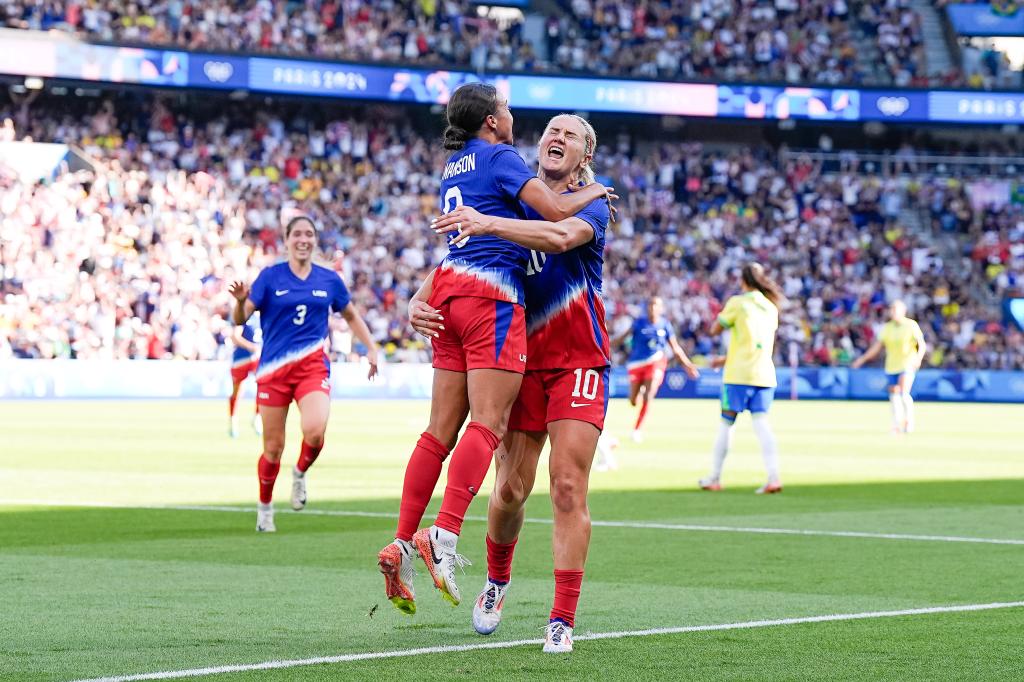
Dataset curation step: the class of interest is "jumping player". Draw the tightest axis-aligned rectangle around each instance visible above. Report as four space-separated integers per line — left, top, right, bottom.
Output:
430 113 609 653
229 312 262 438
377 84 614 616
851 300 926 433
699 263 784 494
612 297 699 443
229 215 379 532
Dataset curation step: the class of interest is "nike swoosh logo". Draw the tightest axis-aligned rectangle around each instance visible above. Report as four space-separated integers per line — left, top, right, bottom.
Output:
570 401 592 408
275 290 289 296
430 542 443 566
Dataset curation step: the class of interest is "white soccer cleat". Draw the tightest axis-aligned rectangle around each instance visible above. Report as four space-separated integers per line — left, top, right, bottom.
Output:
291 467 307 511
472 580 508 635
630 429 643 444
543 620 573 653
229 417 239 438
755 481 783 495
256 503 275 532
378 539 417 615
414 526 471 606
252 414 263 436
699 476 722 492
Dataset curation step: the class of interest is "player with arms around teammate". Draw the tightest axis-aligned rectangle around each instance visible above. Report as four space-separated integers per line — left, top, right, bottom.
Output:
377 84 615 615
851 300 926 433
700 263 784 494
430 113 609 652
229 215 379 532
611 297 699 443
228 312 262 438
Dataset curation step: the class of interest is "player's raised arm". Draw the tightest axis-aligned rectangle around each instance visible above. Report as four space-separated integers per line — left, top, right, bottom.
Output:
432 205 594 254
518 176 616 222
229 280 256 325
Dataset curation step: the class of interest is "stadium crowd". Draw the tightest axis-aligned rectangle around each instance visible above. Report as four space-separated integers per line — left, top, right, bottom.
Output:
1 0 977 88
1 96 1021 369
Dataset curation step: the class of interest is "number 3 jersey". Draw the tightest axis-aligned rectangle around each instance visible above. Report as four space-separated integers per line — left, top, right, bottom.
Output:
247 262 351 381
431 138 536 308
522 196 610 371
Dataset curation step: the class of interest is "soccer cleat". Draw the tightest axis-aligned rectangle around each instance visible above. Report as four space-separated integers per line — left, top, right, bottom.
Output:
413 526 471 607
252 414 263 436
378 540 417 615
256 503 275 532
543 620 573 653
630 429 644 444
472 580 508 635
755 481 783 494
229 417 239 438
290 467 307 511
699 477 722 492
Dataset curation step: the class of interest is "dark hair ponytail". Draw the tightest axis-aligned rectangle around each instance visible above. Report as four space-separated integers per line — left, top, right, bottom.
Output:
742 262 784 307
443 83 499 151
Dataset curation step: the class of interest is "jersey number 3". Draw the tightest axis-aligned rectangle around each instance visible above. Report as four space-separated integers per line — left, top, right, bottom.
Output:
293 304 307 326
442 186 468 248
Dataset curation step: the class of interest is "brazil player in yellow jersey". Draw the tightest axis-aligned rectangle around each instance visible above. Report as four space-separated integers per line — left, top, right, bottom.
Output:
700 263 784 494
851 300 927 433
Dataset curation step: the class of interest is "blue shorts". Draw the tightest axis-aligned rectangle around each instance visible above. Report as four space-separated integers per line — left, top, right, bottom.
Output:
886 372 904 387
721 384 774 415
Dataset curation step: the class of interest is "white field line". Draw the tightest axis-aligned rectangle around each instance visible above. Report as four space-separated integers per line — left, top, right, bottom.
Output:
4 499 1024 546
69 600 1024 682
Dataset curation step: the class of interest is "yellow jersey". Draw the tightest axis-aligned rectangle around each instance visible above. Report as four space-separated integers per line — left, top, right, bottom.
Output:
880 318 924 374
718 290 778 387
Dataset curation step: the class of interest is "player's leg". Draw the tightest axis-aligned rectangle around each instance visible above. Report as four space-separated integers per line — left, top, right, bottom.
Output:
899 372 915 433
632 375 653 442
750 387 782 494
256 397 289 533
888 374 905 432
228 378 242 438
289 389 331 511
251 366 263 435
701 385 737 490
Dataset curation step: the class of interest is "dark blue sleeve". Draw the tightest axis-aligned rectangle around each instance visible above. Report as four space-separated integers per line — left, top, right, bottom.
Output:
575 196 609 243
491 146 536 200
332 273 351 313
249 268 268 310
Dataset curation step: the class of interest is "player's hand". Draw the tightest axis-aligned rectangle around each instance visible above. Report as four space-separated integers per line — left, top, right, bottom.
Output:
569 182 619 223
709 355 727 370
432 206 493 247
409 299 444 339
228 280 249 303
683 362 700 380
850 357 863 369
366 347 379 381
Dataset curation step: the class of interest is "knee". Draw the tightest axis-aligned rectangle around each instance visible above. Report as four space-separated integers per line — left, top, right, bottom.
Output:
263 437 285 460
550 472 587 515
494 473 529 511
302 429 325 449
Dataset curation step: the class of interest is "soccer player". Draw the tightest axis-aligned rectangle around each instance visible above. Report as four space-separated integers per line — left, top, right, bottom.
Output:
612 297 699 442
228 215 379 533
377 84 614 616
228 312 262 438
699 263 784 494
851 300 926 433
430 113 610 652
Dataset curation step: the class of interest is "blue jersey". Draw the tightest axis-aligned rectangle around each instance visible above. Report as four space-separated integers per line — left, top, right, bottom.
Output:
431 138 536 306
231 313 261 365
627 316 675 367
523 196 610 370
248 262 351 381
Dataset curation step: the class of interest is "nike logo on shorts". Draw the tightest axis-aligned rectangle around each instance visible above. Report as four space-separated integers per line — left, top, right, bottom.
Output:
275 289 289 296
570 401 592 408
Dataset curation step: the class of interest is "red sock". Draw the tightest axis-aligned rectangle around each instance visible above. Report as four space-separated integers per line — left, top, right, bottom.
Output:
296 441 322 473
436 422 500 535
550 569 584 627
396 432 450 541
257 455 280 504
486 535 517 584
229 391 239 417
634 398 650 430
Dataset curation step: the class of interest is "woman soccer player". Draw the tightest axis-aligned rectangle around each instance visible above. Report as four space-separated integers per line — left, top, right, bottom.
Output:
699 263 784 494
377 84 614 615
229 215 379 532
611 297 699 443
850 300 926 433
426 114 609 653
228 312 261 438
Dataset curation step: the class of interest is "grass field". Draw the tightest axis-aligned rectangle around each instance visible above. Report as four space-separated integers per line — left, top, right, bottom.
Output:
1 398 1022 681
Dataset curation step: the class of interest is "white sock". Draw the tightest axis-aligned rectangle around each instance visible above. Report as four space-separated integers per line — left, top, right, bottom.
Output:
901 393 914 431
890 393 905 430
709 419 734 480
751 413 780 483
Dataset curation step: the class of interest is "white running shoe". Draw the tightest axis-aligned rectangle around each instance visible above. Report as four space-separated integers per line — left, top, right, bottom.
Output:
229 416 239 438
414 526 471 606
256 503 275 532
291 467 307 511
543 620 574 653
630 429 644 444
378 539 417 615
472 580 508 635
252 414 263 436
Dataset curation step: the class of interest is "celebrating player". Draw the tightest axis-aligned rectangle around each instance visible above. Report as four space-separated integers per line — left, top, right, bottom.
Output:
850 300 926 433
429 113 610 653
699 263 784 494
228 312 262 438
229 215 379 533
377 84 614 616
612 297 699 443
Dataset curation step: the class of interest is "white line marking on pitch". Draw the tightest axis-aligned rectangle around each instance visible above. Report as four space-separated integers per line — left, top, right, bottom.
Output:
68 600 1024 682
5 500 1023 546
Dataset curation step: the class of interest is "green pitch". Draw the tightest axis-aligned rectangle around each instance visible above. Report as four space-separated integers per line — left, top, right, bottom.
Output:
1 398 1022 681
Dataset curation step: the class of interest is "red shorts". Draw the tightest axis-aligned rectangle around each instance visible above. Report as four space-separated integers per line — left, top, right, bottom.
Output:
256 351 331 407
431 296 527 374
230 359 258 383
628 357 668 386
508 367 609 432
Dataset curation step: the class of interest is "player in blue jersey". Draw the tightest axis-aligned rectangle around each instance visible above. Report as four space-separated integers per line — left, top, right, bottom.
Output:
228 312 262 438
378 84 616 616
427 113 610 652
229 215 379 533
612 297 699 442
